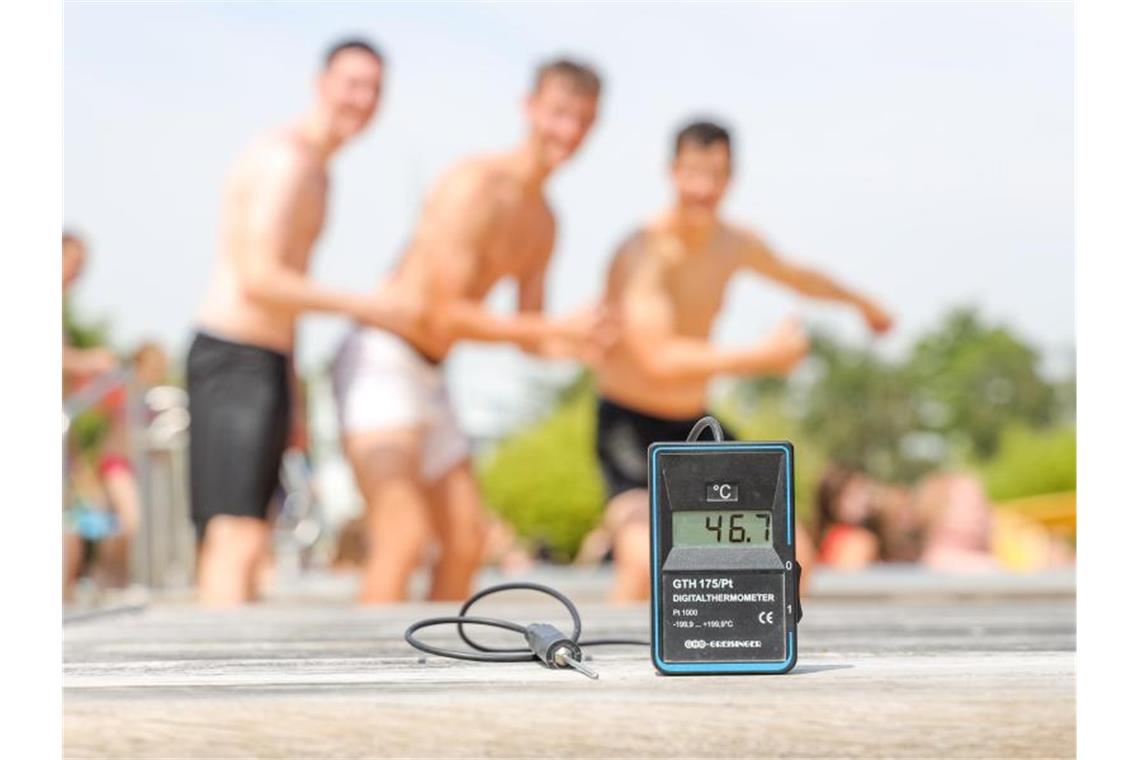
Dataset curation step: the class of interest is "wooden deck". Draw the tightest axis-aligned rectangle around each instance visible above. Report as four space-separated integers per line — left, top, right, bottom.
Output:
63 568 1075 758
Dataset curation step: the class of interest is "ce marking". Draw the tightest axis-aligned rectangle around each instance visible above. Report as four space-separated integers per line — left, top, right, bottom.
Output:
758 611 775 625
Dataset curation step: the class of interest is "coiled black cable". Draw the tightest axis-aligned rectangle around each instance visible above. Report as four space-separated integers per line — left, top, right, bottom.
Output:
404 581 648 664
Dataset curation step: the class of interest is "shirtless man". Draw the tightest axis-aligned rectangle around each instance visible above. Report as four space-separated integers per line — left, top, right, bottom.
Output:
596 120 894 602
332 58 603 603
189 39 413 606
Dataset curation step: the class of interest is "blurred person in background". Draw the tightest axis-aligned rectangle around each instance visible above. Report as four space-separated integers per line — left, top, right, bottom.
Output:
332 58 603 603
594 120 894 602
933 472 1075 571
63 232 165 599
814 465 923 568
62 232 117 379
912 473 999 571
188 38 420 606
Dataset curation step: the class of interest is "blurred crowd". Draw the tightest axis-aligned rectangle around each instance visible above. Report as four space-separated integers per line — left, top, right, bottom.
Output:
812 465 1072 572
62 36 1073 608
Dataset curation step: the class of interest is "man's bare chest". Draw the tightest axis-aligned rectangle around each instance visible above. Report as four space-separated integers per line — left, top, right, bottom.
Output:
471 204 550 292
663 255 739 329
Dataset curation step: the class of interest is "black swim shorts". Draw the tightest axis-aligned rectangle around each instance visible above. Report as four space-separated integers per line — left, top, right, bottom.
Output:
594 396 735 501
186 331 290 540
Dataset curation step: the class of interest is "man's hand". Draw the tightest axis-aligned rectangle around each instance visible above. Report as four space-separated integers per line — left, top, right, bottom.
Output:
754 316 810 375
584 304 621 364
858 300 895 335
530 303 613 364
558 303 613 346
740 230 894 337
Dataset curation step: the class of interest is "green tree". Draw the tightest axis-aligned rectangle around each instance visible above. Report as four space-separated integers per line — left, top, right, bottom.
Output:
907 307 1055 459
735 307 1065 484
796 333 924 481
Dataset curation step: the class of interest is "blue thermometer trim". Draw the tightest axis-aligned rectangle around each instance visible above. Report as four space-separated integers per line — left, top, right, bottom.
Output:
650 442 795 674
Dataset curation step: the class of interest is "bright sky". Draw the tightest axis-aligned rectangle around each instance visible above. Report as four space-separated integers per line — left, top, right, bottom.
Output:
64 2 1073 433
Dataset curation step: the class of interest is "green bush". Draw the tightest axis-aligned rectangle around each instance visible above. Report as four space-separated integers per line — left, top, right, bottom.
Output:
977 425 1076 501
477 385 604 561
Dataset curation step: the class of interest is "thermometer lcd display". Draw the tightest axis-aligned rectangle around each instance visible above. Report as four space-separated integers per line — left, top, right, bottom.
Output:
672 511 773 547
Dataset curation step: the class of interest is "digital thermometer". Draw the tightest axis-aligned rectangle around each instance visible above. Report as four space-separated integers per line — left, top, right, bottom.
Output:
650 420 800 675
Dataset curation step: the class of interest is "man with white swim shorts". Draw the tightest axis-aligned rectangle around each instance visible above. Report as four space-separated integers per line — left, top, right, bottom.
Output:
334 57 604 603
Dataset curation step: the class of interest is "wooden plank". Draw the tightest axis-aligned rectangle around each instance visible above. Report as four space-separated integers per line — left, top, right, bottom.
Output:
64 576 1074 758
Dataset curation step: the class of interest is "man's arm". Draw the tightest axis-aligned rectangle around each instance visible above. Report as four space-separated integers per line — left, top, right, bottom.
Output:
232 146 415 331
512 239 564 357
620 246 808 383
512 218 600 359
739 230 894 333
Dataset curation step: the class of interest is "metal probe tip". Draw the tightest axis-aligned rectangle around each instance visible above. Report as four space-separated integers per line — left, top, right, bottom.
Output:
554 647 599 679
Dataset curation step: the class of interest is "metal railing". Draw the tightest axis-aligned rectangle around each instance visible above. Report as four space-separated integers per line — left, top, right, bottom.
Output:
64 368 330 597
136 385 195 588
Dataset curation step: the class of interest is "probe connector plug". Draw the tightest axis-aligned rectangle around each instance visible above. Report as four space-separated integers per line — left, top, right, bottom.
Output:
525 623 598 679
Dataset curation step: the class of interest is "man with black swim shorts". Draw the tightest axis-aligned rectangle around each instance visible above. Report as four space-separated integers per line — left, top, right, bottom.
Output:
188 39 418 605
595 120 895 601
